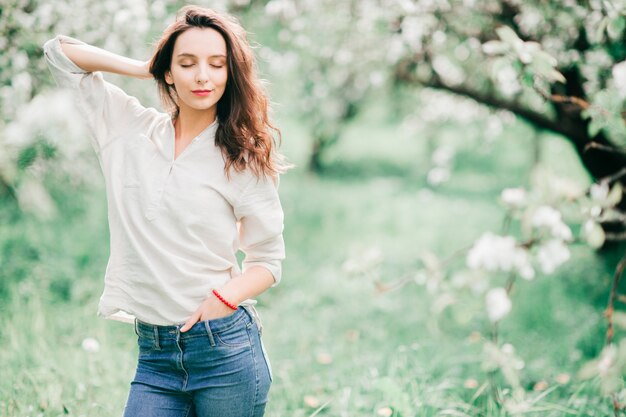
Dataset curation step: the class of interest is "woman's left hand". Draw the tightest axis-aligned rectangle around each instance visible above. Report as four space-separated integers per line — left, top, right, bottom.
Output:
180 292 236 332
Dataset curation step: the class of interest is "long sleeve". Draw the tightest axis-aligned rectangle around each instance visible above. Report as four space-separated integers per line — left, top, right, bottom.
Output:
42 34 159 154
234 174 285 287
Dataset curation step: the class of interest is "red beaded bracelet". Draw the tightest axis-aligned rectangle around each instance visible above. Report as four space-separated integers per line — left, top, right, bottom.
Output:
212 289 238 310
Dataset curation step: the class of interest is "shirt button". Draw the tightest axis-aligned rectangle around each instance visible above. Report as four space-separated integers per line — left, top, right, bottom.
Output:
146 209 157 221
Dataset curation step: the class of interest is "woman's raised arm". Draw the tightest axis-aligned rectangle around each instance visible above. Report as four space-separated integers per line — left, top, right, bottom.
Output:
43 34 160 154
59 39 151 79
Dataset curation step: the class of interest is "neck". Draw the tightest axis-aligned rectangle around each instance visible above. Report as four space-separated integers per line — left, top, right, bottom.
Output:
174 104 217 141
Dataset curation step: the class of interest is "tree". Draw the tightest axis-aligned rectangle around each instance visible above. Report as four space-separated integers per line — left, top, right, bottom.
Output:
388 0 626 206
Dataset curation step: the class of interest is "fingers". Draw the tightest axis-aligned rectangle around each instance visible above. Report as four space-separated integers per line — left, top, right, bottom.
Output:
180 312 200 333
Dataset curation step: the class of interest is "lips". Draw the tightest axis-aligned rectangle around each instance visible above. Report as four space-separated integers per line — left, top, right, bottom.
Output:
192 89 212 97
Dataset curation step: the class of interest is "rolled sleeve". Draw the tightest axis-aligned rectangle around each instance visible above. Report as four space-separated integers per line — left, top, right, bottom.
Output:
234 174 285 287
42 34 158 154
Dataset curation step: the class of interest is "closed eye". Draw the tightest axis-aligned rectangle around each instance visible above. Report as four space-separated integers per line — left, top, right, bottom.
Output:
180 63 224 69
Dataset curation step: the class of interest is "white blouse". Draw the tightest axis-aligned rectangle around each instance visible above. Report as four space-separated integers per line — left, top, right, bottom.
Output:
42 34 285 326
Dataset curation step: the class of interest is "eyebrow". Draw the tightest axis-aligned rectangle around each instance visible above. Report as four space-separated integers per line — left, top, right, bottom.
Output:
176 53 226 58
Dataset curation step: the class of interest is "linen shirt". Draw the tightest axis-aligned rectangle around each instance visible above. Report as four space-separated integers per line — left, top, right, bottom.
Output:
43 34 285 326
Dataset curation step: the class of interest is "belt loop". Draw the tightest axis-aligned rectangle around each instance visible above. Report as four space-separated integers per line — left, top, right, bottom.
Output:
203 321 216 347
245 305 264 336
153 326 160 350
134 318 139 336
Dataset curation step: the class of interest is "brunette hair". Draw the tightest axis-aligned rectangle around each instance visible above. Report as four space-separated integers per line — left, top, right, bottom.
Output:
148 5 290 180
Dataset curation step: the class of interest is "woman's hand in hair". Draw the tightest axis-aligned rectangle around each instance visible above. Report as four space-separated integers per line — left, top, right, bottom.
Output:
136 60 153 80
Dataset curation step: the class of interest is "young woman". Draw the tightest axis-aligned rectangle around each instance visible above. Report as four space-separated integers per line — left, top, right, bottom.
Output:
43 5 288 417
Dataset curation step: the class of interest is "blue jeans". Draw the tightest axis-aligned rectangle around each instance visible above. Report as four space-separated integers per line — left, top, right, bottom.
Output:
122 305 273 417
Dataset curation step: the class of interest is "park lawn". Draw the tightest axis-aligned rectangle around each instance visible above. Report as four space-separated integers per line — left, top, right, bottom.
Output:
0 104 616 416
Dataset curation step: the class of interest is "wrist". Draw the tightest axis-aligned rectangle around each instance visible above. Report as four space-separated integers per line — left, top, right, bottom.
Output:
212 288 238 310
216 284 244 306
130 60 151 80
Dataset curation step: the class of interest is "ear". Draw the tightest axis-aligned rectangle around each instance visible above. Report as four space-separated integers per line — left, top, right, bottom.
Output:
165 70 173 86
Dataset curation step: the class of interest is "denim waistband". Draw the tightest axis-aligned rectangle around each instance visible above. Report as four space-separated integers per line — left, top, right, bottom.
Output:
134 304 263 340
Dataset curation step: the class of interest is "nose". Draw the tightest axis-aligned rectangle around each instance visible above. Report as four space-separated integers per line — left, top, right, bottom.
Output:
196 63 210 85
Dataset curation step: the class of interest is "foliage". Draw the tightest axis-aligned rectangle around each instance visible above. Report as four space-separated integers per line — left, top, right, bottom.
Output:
348 164 626 410
3 0 626 413
0 117 619 415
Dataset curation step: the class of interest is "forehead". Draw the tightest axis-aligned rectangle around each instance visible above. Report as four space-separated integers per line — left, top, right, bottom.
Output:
173 27 227 57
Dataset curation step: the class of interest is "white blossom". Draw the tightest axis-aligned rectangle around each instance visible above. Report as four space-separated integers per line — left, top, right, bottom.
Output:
531 206 573 241
517 260 536 280
15 178 58 220
536 239 571 274
467 232 535 279
264 0 297 19
612 60 626 99
500 187 527 209
496 65 522 96
432 146 454 167
486 287 512 322
597 345 617 377
590 182 609 201
432 55 466 86
341 246 383 275
590 205 602 218
427 167 451 186
515 6 545 35
81 337 100 353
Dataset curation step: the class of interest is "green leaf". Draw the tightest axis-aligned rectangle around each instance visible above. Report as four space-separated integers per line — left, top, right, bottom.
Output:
608 16 626 40
587 117 605 137
607 183 623 207
17 146 37 170
373 377 413 416
582 89 626 139
527 49 564 83
597 17 609 41
613 312 626 329
532 49 558 68
583 220 606 249
496 26 522 48
548 69 566 83
601 374 624 396
490 57 515 80
483 40 509 55
521 69 535 88
578 358 601 380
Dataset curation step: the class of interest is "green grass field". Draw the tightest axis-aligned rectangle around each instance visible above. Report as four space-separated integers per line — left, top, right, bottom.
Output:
0 100 619 416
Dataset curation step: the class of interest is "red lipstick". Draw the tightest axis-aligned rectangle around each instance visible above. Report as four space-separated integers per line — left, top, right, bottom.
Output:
192 89 212 96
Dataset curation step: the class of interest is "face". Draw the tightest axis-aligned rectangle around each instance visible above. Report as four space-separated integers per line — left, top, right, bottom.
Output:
165 27 228 117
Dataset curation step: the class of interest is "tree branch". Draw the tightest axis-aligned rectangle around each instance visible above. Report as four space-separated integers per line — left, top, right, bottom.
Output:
585 142 626 157
605 251 626 345
393 60 587 143
606 232 626 241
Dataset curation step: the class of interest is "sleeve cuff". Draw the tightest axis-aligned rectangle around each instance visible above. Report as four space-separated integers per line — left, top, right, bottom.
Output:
243 261 282 288
43 34 90 76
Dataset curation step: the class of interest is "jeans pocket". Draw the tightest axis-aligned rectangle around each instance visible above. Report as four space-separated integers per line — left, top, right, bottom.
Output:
213 319 251 348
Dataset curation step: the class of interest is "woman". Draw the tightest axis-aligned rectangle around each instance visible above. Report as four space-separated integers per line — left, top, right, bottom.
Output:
43 5 288 417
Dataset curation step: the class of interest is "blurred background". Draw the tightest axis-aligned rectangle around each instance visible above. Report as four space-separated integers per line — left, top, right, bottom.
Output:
2 0 626 415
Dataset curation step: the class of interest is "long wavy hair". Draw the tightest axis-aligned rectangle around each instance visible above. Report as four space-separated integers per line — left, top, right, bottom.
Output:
148 5 290 180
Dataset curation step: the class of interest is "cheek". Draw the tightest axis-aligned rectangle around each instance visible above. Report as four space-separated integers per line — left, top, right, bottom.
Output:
169 69 187 86
217 69 228 88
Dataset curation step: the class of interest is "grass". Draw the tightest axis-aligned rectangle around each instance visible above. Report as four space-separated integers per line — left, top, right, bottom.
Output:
0 97 619 416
